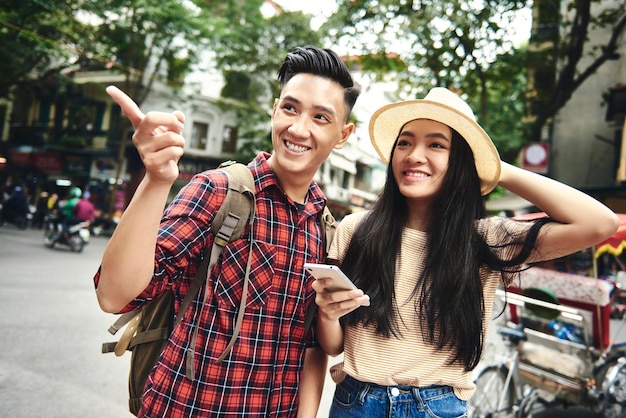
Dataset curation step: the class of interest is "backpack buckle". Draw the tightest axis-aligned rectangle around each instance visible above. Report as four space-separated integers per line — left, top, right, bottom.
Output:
114 313 142 356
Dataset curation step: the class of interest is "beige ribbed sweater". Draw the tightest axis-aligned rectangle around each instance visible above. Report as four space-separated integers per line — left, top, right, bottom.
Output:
328 211 529 400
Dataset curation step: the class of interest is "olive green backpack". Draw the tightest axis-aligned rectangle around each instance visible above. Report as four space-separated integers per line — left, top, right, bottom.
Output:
101 161 336 415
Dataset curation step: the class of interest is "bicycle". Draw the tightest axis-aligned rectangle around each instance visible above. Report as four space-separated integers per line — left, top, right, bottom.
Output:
468 288 626 418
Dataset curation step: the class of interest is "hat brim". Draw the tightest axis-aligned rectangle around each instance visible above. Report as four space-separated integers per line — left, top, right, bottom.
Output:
369 100 501 195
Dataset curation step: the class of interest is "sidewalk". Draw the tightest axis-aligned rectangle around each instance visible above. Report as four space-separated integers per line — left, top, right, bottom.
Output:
317 356 341 417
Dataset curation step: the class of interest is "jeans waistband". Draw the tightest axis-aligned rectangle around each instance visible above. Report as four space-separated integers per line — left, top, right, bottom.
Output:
342 373 453 398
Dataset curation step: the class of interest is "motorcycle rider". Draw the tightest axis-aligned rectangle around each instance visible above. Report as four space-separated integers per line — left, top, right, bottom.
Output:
59 187 82 237
73 191 96 223
61 187 82 219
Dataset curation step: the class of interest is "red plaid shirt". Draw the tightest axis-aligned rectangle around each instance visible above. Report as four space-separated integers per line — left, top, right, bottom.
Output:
95 153 327 417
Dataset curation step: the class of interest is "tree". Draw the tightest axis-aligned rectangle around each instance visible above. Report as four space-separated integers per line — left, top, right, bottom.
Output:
79 0 218 105
322 0 626 162
204 0 322 162
2 0 221 142
80 0 322 204
62 0 221 212
0 0 87 98
526 0 626 142
322 0 530 161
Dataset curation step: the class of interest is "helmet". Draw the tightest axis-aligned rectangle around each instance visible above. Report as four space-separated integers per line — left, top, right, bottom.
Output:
70 187 82 198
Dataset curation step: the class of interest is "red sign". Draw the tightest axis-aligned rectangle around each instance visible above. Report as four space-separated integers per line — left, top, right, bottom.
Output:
522 143 550 173
32 152 63 173
9 151 32 166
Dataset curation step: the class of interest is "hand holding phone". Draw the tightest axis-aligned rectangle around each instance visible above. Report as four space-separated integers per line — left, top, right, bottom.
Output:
304 263 370 306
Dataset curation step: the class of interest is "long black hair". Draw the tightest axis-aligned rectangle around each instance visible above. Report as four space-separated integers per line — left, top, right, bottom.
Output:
341 129 548 371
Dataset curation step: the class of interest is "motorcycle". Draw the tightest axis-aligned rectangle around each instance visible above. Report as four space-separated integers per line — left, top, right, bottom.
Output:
43 217 90 252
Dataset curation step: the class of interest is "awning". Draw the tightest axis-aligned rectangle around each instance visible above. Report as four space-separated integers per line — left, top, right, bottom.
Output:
329 153 356 174
594 213 626 258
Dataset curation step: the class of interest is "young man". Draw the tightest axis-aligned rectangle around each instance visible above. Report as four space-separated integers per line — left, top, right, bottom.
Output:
94 46 360 417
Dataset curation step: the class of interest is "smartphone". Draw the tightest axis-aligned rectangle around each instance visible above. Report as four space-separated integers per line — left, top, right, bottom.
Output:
304 263 370 306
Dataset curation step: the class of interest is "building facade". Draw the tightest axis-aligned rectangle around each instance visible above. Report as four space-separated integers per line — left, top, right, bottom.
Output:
549 0 626 192
0 66 388 219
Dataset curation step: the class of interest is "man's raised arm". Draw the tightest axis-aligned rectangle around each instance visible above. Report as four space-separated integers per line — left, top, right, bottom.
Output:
96 86 185 313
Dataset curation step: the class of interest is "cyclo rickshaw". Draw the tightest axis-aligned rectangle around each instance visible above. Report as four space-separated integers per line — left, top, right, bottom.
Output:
469 214 626 417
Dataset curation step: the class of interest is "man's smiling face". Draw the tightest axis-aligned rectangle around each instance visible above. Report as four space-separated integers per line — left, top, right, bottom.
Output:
269 73 352 181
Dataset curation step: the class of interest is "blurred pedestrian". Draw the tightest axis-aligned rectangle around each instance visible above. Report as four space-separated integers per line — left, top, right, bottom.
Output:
32 191 49 229
1 186 29 227
47 192 59 213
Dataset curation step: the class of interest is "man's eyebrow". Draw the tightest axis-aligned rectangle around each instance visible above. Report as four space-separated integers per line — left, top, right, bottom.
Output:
281 95 337 118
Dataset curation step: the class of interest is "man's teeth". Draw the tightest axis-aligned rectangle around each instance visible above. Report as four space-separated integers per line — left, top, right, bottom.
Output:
286 141 309 153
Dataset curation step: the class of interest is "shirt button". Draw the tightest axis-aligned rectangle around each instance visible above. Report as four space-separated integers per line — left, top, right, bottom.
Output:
390 387 400 396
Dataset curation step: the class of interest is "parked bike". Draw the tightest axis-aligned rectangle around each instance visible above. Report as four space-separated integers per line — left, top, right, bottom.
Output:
43 217 90 253
469 287 626 418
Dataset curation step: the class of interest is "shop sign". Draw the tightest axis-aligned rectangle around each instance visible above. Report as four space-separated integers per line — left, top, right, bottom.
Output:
64 155 91 176
90 158 120 179
9 151 32 166
32 152 63 173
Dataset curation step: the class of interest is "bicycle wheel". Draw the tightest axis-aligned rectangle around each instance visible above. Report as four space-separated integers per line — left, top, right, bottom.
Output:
469 365 515 417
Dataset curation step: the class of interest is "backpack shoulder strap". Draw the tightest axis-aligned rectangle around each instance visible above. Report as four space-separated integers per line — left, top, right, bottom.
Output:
303 205 336 331
103 162 255 354
209 161 255 247
174 161 255 330
183 161 256 375
320 205 336 258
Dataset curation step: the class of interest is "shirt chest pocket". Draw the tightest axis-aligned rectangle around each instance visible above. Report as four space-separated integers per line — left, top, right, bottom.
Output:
213 240 276 311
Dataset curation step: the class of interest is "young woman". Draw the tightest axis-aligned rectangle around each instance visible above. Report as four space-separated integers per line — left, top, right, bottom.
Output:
312 87 619 418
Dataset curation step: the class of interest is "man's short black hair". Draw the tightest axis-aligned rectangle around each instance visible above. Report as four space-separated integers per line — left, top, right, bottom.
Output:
277 46 361 117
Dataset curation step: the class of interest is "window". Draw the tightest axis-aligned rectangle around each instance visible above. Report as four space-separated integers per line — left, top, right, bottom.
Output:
222 125 238 153
67 100 100 132
190 122 209 149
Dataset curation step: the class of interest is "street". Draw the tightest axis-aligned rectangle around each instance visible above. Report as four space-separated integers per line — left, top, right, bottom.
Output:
0 225 338 417
0 225 608 417
0 226 131 417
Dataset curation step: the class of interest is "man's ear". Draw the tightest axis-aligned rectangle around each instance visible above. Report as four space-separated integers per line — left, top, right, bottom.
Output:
271 98 279 117
334 122 355 150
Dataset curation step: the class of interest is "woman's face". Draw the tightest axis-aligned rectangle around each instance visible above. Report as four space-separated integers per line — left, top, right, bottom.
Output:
391 119 451 204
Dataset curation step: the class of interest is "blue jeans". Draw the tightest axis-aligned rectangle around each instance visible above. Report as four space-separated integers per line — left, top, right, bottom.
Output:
329 374 467 418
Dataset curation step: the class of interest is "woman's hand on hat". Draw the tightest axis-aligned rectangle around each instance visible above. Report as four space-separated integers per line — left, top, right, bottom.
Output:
312 278 370 321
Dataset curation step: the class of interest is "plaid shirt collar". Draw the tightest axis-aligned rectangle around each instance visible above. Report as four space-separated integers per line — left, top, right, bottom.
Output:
249 152 327 215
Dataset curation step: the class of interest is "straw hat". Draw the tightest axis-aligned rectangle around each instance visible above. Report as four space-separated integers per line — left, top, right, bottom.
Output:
369 87 501 195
